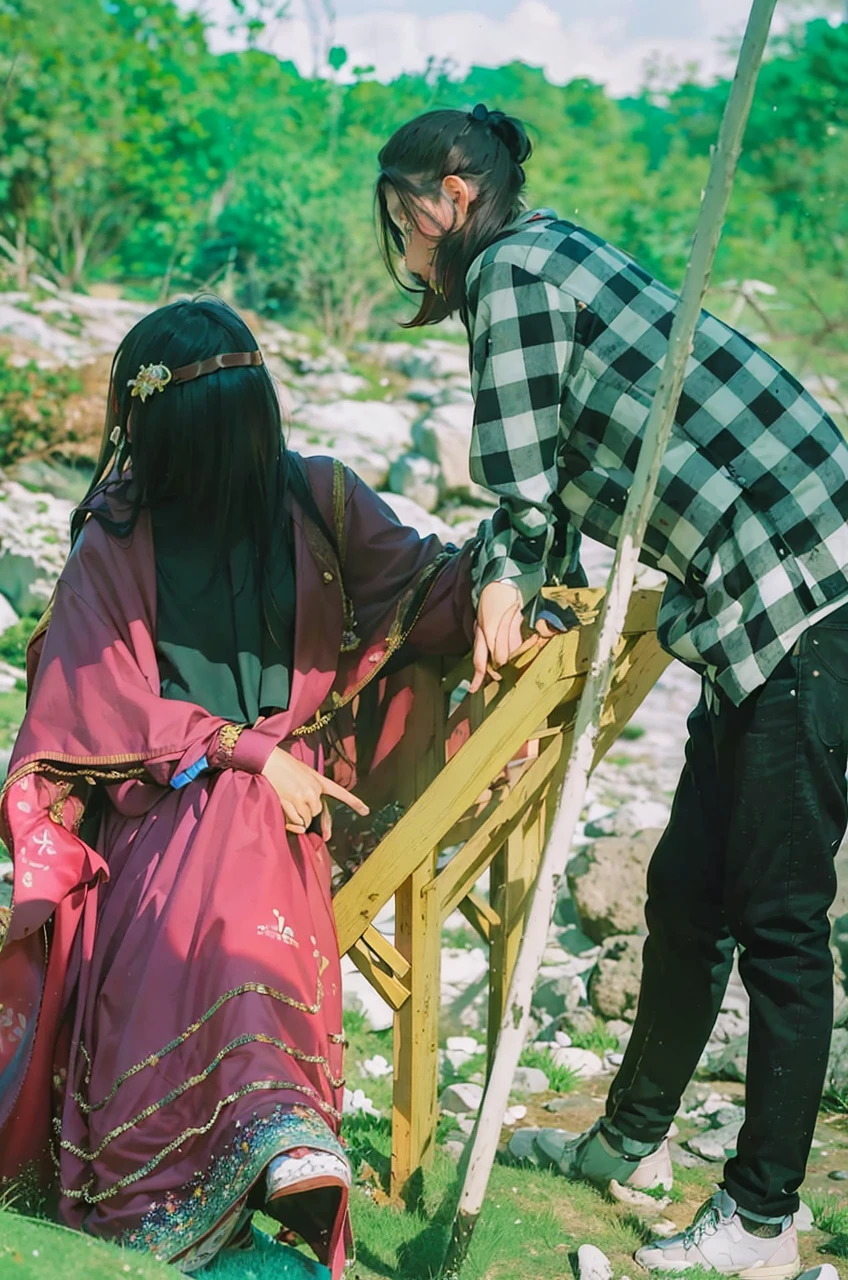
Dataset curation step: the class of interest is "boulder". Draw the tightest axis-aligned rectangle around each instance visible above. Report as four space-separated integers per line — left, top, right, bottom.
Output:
511 1066 549 1094
412 402 473 494
388 452 441 512
584 800 671 839
567 830 661 943
440 1082 484 1115
548 1046 604 1079
379 494 455 543
688 1120 743 1162
704 1034 748 1083
293 399 415 455
589 935 644 1021
532 970 584 1019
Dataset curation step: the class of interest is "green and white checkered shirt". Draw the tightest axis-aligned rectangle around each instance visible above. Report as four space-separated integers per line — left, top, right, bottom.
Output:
467 210 848 705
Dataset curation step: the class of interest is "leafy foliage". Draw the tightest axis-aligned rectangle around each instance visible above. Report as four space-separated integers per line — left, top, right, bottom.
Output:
0 1 846 382
0 354 80 466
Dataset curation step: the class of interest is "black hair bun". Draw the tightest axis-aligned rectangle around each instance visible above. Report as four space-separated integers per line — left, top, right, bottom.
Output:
473 104 532 167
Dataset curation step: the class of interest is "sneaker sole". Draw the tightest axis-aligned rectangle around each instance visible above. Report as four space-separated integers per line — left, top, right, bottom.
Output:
636 1256 800 1279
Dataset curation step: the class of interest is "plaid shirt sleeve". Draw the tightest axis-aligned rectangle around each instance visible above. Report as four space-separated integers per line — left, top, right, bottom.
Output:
467 255 577 613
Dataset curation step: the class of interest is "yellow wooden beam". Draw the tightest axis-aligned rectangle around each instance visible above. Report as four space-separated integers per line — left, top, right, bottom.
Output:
457 891 501 945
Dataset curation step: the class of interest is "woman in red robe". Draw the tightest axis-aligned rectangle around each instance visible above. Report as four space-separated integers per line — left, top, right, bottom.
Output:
0 297 475 1274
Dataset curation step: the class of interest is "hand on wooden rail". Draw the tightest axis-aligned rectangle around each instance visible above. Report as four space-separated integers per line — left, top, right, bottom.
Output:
470 581 565 693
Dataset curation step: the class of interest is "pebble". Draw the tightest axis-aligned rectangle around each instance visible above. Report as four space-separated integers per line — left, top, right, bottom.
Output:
828 1169 848 1181
651 1219 680 1238
503 1105 527 1127
548 1046 605 1078
577 1244 613 1280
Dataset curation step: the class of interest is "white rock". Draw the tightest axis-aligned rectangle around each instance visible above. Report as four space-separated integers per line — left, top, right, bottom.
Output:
794 1202 814 1233
361 1054 392 1079
0 478 73 615
446 1036 480 1055
577 1243 613 1280
413 401 474 494
343 1087 380 1118
294 399 415 454
554 1031 573 1048
388 452 441 512
378 493 454 543
0 593 19 634
651 1219 680 1238
548 1046 604 1078
440 1082 484 1115
503 1105 527 1127
455 1114 476 1135
340 956 394 1032
511 1066 549 1094
585 800 672 839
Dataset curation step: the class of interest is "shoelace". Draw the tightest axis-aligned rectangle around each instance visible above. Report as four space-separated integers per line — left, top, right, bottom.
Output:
682 1206 722 1250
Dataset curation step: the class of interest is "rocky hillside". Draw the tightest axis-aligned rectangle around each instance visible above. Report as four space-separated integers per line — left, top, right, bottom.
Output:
3 285 848 1118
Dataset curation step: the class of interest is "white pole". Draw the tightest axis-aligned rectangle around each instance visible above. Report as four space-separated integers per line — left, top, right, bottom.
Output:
441 1 779 1272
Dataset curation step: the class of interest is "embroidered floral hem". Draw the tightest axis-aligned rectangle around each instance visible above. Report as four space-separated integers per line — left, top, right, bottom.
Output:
119 1104 347 1268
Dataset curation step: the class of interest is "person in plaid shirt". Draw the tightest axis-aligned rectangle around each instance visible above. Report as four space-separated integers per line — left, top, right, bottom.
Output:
378 105 848 1276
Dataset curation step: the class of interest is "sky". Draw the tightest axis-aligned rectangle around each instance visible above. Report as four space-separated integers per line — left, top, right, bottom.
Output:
189 1 834 97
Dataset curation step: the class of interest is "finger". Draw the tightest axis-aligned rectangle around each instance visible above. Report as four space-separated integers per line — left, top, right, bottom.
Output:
282 800 308 833
320 800 333 842
535 619 555 639
506 606 525 660
492 605 520 667
486 663 503 683
320 775 370 816
512 632 542 659
469 625 490 694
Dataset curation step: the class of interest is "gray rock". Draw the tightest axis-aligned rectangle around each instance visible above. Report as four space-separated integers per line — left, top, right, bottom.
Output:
549 1046 604 1079
443 1139 465 1162
584 800 671 839
563 1007 602 1039
708 1009 750 1048
669 1141 709 1169
704 1034 748 1083
794 1202 814 1233
828 1169 848 1181
412 402 473 495
511 1066 549 1094
567 831 661 943
589 935 644 1021
708 1104 745 1132
388 452 441 512
533 971 584 1018
688 1121 742 1162
294 399 415 455
440 1082 484 1115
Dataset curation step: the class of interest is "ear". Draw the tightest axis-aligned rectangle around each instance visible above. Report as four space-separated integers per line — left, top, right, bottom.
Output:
442 174 475 226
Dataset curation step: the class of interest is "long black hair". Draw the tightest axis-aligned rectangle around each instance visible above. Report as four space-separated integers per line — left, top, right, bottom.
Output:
376 106 532 327
72 296 325 561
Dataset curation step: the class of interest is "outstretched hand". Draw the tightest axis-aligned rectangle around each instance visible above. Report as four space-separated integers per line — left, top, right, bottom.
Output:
261 747 369 838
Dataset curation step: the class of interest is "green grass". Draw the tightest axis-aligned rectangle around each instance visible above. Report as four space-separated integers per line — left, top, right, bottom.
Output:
0 686 26 751
620 723 646 741
821 1084 848 1115
568 1018 620 1057
517 1047 579 1095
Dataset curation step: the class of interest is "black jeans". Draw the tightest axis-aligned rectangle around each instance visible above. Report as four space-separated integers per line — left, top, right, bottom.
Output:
604 602 848 1217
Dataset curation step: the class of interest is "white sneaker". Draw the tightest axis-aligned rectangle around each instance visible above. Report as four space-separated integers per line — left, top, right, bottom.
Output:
266 1147 351 1202
635 1190 800 1278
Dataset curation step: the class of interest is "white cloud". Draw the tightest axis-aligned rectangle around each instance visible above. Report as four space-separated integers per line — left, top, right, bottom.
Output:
190 0 809 97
